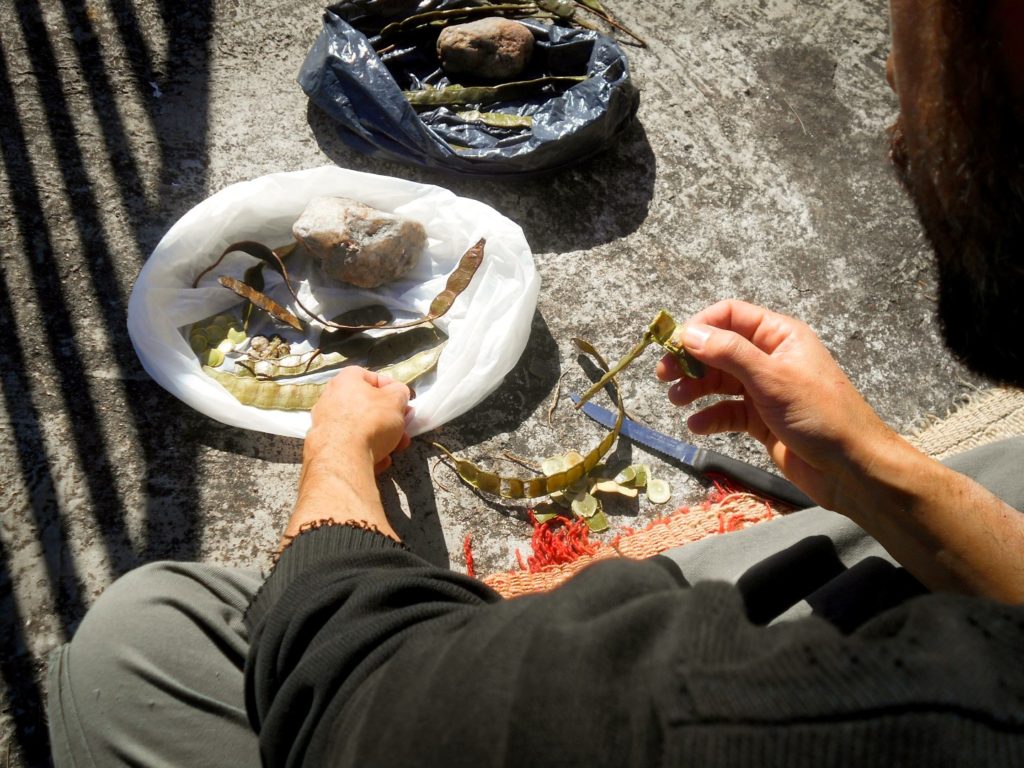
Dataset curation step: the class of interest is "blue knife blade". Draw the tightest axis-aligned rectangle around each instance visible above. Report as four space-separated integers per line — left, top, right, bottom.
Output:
570 394 816 510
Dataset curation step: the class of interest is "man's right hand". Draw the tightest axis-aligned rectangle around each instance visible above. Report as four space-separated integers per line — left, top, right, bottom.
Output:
656 299 899 511
283 367 412 547
307 367 412 475
657 300 1024 603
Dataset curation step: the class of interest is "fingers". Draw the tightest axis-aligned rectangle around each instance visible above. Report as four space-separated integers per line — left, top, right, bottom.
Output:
362 369 412 405
687 399 751 435
323 367 410 415
674 322 769 396
688 299 772 340
687 399 769 445
658 300 789 399
659 356 745 404
688 300 797 355
656 353 691 382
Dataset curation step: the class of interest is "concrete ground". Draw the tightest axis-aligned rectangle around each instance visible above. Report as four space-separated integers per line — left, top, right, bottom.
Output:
0 0 983 764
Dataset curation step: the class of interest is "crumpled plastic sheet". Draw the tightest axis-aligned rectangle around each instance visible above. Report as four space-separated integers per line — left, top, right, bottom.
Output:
299 3 639 176
127 166 540 438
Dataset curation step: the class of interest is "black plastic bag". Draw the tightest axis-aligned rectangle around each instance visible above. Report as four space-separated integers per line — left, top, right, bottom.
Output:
298 3 640 176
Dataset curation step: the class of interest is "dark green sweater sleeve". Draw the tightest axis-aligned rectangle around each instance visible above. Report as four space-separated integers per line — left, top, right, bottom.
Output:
244 525 1024 767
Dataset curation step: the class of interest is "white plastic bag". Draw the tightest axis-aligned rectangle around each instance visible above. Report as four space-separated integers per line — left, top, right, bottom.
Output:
127 166 540 438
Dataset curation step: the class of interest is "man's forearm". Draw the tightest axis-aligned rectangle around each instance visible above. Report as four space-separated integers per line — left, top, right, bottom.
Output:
836 435 1024 602
283 446 399 547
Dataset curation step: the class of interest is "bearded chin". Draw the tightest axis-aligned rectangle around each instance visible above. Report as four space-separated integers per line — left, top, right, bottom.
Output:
890 114 1024 386
934 248 1024 386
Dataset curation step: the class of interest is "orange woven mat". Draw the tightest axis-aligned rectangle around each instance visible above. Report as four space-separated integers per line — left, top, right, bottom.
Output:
482 492 776 599
476 385 1024 599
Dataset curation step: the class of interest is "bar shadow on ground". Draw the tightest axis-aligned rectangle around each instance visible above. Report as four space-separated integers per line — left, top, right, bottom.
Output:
1 2 214 764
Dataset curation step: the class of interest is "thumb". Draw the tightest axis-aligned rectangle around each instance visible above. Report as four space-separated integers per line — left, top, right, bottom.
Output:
679 322 769 391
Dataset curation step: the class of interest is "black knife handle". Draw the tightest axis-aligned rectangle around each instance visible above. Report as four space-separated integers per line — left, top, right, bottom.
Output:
695 449 816 510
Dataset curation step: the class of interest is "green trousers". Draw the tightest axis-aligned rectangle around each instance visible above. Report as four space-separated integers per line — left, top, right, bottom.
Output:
46 438 1024 767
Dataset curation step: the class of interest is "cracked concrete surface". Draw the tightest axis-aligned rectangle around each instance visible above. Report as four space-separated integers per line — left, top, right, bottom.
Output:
0 0 983 764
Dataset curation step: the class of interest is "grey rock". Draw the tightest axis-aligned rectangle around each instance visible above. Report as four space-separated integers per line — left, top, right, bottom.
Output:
437 17 535 79
292 197 427 288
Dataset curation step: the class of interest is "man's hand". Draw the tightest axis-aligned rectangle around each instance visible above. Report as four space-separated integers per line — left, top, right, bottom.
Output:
285 368 412 545
658 299 1024 602
306 367 412 475
656 299 895 510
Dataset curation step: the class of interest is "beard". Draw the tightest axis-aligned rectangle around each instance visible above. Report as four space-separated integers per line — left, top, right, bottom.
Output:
889 113 1024 387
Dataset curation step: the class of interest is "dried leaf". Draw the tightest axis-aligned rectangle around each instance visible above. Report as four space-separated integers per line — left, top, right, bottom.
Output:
218 276 303 332
404 77 588 109
456 110 534 130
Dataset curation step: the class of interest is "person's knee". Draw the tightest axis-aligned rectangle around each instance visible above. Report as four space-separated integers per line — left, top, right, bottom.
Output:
66 561 197 673
49 564 261 765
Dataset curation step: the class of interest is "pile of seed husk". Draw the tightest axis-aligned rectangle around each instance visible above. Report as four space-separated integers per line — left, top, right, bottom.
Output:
533 451 671 532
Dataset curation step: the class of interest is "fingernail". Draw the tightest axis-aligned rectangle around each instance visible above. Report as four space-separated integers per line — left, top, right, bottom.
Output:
682 323 712 352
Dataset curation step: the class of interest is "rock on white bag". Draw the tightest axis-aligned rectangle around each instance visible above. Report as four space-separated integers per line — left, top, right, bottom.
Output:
127 166 539 438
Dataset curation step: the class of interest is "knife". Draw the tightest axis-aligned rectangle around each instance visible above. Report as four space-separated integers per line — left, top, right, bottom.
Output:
570 394 816 510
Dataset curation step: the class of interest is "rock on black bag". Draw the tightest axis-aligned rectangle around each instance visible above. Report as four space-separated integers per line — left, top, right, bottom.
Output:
298 3 640 176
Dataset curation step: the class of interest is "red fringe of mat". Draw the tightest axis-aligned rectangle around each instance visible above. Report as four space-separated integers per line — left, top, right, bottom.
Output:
463 474 778 576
